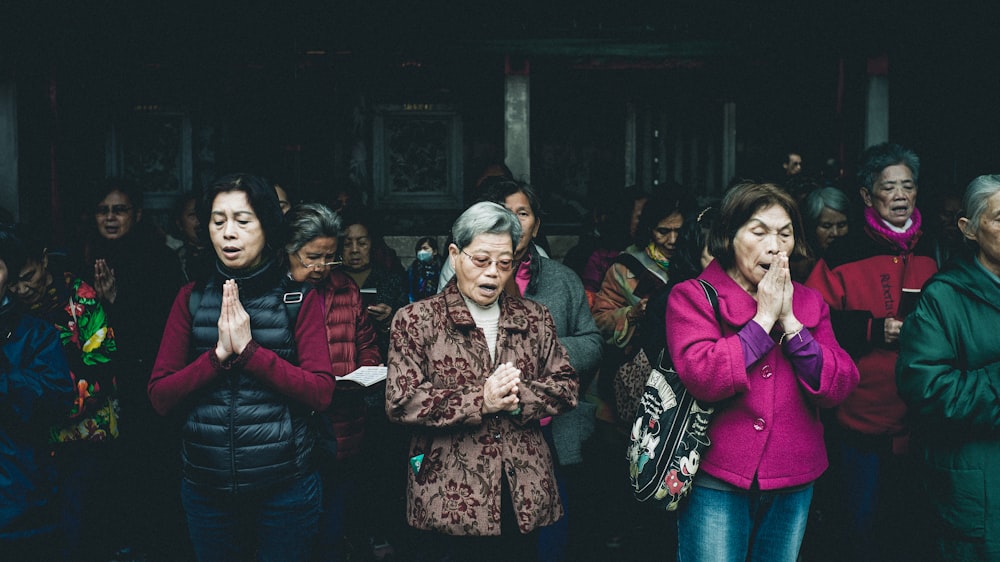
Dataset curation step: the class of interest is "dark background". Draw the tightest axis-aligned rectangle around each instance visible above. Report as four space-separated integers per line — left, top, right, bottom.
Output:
2 1 998 235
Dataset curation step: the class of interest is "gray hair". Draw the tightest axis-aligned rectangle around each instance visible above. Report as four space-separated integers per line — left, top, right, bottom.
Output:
284 202 342 254
857 143 921 192
802 187 851 223
961 174 1000 238
451 201 522 251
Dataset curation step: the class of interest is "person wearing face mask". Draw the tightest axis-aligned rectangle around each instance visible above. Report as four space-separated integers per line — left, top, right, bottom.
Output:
407 236 443 303
805 143 938 561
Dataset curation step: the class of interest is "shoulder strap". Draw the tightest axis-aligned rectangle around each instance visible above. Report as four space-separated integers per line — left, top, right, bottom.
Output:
188 279 313 325
655 279 722 371
697 279 722 325
280 278 313 325
613 252 667 299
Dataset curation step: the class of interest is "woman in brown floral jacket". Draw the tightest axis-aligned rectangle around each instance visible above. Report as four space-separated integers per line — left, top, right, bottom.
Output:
386 202 578 561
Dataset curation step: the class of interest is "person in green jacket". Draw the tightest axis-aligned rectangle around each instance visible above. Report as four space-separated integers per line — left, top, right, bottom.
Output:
897 173 1000 561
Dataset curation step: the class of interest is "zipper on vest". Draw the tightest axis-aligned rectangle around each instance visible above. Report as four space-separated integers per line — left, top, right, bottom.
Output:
229 375 238 493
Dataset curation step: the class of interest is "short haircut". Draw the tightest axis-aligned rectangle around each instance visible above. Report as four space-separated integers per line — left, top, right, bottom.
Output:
451 202 522 251
201 173 286 261
709 182 811 270
476 179 544 216
857 143 920 192
284 202 341 254
414 236 439 254
961 174 1000 239
90 177 145 209
801 187 851 223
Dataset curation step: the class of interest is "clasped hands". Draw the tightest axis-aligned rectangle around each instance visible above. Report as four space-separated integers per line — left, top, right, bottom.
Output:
482 362 521 415
215 279 252 363
753 252 803 336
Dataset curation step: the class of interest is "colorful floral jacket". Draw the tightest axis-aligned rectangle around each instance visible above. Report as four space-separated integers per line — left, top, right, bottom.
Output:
27 273 119 443
386 280 578 535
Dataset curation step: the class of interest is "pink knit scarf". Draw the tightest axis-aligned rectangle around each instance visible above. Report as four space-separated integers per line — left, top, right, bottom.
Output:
864 206 923 251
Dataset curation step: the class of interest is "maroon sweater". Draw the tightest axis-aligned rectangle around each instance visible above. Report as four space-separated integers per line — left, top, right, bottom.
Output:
148 282 335 416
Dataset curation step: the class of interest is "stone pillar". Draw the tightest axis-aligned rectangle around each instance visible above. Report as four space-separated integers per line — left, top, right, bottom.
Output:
0 78 17 221
865 54 890 147
722 101 736 194
504 56 530 183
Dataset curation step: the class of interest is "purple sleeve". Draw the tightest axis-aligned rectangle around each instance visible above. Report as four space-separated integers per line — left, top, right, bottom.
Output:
738 321 776 367
782 329 823 390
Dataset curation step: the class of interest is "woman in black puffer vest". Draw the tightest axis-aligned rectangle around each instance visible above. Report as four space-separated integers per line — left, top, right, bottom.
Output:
148 173 335 562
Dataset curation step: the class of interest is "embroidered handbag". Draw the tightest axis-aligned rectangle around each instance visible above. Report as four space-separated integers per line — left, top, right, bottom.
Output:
626 279 720 510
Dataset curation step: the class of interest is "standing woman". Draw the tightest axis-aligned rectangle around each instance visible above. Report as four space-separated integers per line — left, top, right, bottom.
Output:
283 202 381 561
667 182 858 561
897 175 1000 559
77 178 186 558
148 173 335 562
386 202 578 562
805 143 938 560
337 206 408 361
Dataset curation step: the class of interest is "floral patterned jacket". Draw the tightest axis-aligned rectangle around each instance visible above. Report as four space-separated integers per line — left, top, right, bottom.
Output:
28 273 119 444
386 280 578 536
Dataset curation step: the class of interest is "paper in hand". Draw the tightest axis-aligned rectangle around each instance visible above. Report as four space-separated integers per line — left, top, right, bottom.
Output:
338 365 388 387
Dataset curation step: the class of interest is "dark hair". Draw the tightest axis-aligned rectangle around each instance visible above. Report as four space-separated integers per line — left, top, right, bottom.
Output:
667 205 720 290
857 143 920 192
337 204 383 242
89 177 145 210
709 182 811 270
476 179 544 217
633 190 692 248
414 236 439 254
201 173 286 262
0 225 28 281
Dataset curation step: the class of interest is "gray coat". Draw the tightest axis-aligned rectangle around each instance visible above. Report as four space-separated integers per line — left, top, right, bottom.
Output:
525 256 603 465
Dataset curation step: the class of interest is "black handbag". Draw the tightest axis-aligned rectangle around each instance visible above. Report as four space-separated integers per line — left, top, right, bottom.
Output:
626 279 720 510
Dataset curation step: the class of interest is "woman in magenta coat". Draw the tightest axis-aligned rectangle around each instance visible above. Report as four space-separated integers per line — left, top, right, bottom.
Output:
666 182 858 562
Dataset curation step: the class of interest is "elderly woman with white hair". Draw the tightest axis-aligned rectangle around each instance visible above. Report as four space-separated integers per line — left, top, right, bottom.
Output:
386 201 578 561
897 174 1000 560
792 186 851 282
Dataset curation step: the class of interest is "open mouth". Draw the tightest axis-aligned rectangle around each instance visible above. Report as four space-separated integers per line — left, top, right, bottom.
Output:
761 264 771 271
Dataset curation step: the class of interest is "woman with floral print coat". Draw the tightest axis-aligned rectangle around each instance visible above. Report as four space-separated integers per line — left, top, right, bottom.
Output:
386 202 578 561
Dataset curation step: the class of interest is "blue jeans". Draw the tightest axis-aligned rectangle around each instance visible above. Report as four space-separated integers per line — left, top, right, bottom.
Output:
677 483 813 562
181 471 322 562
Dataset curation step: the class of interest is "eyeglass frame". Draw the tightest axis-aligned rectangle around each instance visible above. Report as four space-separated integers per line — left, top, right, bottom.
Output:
460 249 515 272
95 204 134 216
293 251 342 271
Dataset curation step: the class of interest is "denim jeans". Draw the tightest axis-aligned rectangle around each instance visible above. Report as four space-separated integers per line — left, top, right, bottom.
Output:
677 483 813 562
181 471 322 562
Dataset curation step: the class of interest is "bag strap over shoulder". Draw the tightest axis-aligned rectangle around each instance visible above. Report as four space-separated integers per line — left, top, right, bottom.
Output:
614 252 667 300
696 279 722 325
655 279 723 372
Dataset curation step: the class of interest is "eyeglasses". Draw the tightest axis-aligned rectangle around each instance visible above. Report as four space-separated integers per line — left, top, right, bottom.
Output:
461 249 514 272
293 252 341 271
95 204 133 216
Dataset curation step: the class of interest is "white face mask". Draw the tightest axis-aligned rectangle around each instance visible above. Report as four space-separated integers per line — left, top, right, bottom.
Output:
417 249 434 263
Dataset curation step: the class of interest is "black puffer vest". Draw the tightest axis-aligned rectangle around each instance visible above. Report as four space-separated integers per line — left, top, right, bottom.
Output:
183 260 313 493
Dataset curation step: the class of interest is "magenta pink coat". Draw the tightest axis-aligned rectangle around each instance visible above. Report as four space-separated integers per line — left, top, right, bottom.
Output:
665 260 858 490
